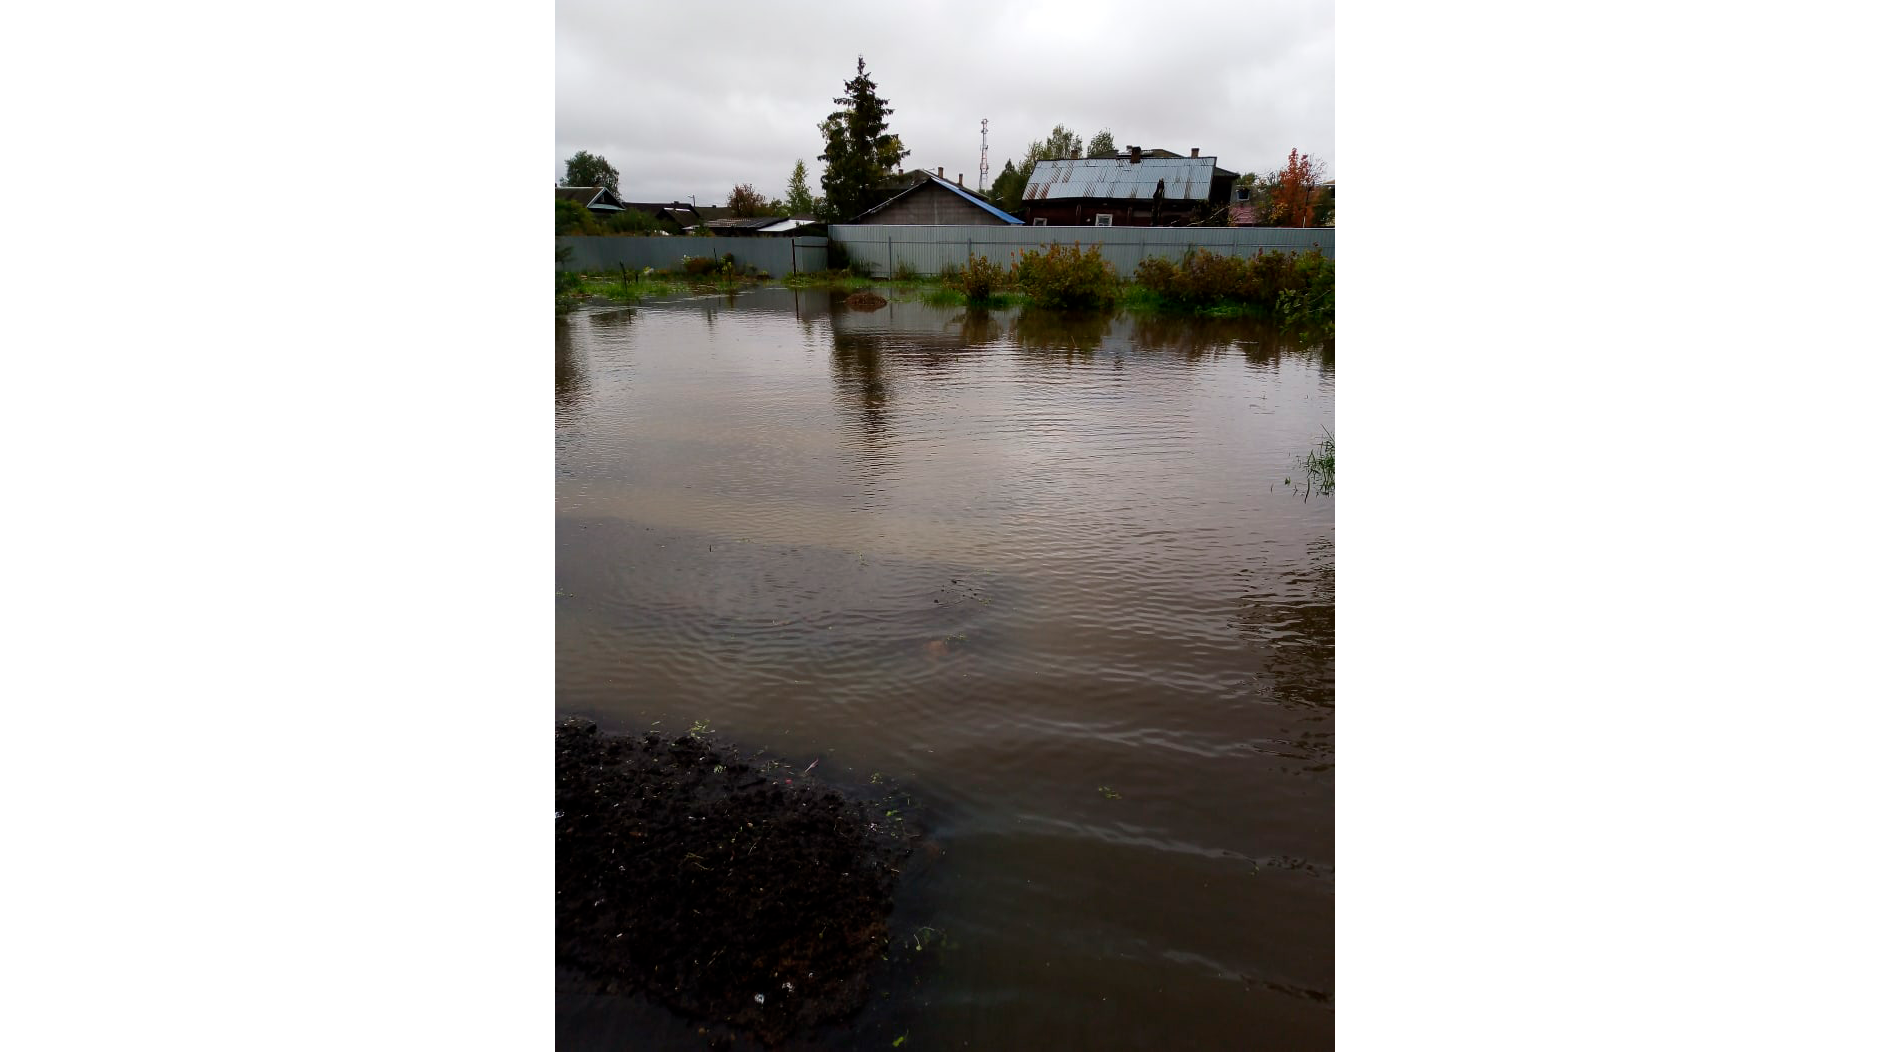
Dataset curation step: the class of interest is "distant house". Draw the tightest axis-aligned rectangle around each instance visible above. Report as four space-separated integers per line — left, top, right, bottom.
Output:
555 185 627 216
1020 147 1236 227
1229 179 1336 228
850 170 1022 226
700 216 827 237
1230 185 1259 227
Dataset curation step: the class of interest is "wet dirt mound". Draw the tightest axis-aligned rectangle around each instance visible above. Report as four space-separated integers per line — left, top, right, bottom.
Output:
843 290 888 310
556 718 915 1048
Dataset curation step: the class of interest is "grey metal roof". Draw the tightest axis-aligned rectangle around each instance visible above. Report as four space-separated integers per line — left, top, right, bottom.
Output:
1022 156 1222 203
853 173 1022 224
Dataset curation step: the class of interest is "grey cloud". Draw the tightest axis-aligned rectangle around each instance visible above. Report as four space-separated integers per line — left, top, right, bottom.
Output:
557 1 1333 203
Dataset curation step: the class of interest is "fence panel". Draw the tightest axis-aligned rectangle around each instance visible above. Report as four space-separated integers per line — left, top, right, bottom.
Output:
556 236 828 275
827 225 1332 277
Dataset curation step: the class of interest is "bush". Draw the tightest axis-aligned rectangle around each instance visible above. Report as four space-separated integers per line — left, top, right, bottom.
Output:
680 255 722 276
1280 249 1335 335
557 198 604 236
892 260 920 283
606 208 659 234
1012 243 1118 310
954 254 1007 303
936 261 962 285
1132 247 1329 321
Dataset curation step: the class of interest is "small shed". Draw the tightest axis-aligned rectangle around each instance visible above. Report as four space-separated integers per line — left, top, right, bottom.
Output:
850 171 1021 226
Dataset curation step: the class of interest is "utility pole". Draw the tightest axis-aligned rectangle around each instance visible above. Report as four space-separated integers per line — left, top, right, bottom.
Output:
979 119 990 194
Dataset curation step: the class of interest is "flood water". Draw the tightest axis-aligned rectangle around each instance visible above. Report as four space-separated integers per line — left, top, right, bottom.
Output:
556 287 1334 1049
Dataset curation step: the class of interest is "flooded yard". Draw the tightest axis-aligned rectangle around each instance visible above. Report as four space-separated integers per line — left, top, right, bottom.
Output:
556 286 1334 1049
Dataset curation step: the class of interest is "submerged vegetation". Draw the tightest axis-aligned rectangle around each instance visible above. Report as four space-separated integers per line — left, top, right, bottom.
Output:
1132 248 1335 334
1299 429 1335 496
556 242 1334 338
557 254 773 310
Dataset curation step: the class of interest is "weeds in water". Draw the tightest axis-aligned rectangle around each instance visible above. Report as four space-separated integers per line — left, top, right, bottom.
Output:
1300 429 1335 496
688 718 713 736
1098 786 1122 800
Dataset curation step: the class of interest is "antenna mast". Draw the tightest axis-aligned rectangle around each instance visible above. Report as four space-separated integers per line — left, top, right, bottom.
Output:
979 118 990 193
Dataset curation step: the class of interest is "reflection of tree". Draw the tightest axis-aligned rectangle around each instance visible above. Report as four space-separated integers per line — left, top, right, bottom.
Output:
559 309 633 418
958 307 1001 348
1235 535 1334 713
1127 313 1249 360
1120 313 1333 375
1012 307 1111 355
829 328 892 443
555 316 589 418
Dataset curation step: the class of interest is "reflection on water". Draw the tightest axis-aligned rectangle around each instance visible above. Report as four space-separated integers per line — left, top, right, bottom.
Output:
1013 306 1112 353
556 289 1334 1050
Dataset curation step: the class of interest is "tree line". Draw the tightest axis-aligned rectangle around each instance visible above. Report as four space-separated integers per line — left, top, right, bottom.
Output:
559 57 1330 229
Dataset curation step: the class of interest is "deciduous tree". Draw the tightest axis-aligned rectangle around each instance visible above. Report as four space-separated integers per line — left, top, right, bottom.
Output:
784 159 816 215
817 56 910 221
562 150 620 194
1267 148 1328 228
990 159 1027 214
1028 124 1084 164
728 183 767 218
1086 129 1116 158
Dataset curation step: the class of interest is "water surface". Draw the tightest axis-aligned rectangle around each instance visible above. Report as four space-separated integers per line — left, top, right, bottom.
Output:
556 287 1334 1049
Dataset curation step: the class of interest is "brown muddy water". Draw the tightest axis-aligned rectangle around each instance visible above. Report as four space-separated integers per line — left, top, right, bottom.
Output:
556 286 1333 1050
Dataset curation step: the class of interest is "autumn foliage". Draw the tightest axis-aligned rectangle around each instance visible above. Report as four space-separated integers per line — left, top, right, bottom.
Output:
1268 148 1329 228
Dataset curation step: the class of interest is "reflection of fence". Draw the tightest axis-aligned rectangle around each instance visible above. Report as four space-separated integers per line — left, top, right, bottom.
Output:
828 225 1334 278
556 236 829 275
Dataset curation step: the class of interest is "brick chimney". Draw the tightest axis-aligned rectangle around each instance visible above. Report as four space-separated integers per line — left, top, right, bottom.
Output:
1190 147 1199 157
1129 145 1142 164
1070 145 1080 159
957 173 963 186
936 166 944 177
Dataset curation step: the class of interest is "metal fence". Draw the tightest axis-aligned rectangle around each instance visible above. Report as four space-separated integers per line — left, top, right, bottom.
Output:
827 225 1334 277
556 236 829 275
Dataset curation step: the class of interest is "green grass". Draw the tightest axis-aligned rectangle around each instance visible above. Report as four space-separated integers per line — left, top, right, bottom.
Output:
1300 430 1335 495
566 269 739 303
780 270 876 291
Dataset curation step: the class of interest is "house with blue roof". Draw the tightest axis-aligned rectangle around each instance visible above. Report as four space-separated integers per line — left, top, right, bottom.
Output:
849 168 1022 226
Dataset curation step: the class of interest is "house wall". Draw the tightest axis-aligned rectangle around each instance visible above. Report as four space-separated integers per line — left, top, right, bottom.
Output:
857 183 1012 226
1022 200 1209 227
828 224 1333 278
556 235 829 275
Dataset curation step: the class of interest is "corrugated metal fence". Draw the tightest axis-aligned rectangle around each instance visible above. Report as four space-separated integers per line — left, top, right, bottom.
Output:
828 225 1334 277
557 236 829 275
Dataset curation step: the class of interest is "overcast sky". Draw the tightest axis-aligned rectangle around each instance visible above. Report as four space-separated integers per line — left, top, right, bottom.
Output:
556 0 1333 205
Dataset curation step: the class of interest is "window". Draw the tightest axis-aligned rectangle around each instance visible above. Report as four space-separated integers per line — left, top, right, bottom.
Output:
1094 214 1112 227
1032 217 1048 226
1235 187 1251 203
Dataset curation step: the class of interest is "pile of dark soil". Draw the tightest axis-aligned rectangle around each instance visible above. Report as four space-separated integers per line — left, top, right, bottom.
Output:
556 718 915 1048
843 290 888 310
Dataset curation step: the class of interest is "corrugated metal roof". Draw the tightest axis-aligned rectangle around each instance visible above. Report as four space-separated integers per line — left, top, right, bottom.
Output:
1021 156 1221 203
853 173 1022 224
759 218 821 233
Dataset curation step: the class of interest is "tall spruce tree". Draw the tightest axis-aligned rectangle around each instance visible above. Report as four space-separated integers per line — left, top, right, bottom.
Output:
817 57 910 221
